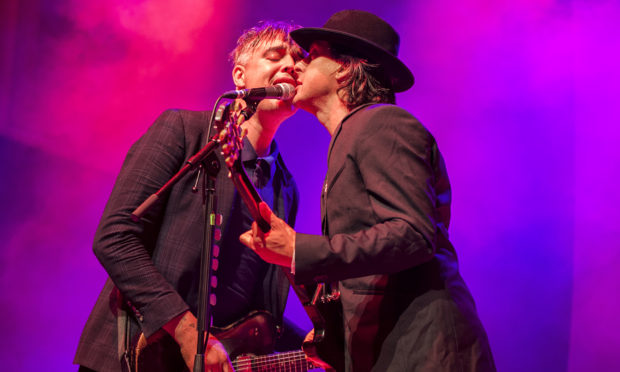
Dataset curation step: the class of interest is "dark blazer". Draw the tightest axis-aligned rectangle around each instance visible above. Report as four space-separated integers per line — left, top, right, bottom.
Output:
296 104 495 371
74 109 298 371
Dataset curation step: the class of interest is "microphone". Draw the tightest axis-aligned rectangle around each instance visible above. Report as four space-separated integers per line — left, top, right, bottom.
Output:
221 83 295 100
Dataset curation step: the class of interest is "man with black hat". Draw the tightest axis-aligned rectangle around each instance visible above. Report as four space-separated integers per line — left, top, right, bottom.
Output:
240 10 496 371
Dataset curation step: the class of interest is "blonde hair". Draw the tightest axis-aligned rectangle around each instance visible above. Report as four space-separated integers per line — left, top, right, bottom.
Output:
230 21 301 66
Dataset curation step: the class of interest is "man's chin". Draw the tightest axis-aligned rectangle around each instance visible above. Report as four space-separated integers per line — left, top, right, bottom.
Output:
277 98 299 112
291 96 312 114
257 98 297 115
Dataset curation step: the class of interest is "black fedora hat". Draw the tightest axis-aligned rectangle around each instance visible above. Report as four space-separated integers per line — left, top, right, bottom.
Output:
290 10 414 92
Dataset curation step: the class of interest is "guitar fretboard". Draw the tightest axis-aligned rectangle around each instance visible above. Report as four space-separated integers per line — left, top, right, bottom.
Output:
231 349 314 371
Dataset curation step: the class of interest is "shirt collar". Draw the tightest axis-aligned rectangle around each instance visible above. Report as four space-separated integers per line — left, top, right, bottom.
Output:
241 137 279 179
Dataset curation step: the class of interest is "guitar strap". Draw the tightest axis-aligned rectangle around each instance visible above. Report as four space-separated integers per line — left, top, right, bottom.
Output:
117 300 132 371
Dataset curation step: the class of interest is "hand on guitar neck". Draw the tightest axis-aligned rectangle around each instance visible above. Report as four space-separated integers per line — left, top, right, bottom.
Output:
218 101 343 371
239 202 295 269
217 102 294 269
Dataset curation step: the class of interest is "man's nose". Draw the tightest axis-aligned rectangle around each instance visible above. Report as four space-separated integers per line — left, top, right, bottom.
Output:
294 60 306 74
281 54 295 73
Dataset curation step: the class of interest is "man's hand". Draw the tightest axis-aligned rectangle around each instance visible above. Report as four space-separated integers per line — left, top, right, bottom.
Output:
166 311 233 372
201 337 232 372
302 328 334 371
239 202 295 268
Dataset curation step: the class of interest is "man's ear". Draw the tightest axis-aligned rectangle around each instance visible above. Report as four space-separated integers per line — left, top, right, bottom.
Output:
335 64 350 84
232 65 246 89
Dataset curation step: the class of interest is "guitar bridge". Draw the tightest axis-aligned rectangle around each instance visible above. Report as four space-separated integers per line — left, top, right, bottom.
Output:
311 282 341 304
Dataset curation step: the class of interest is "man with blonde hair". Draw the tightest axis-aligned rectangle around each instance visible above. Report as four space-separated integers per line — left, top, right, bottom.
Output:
75 21 304 372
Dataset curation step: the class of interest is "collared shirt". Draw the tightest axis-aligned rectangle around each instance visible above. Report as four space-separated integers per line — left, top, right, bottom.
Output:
242 137 278 209
211 137 280 327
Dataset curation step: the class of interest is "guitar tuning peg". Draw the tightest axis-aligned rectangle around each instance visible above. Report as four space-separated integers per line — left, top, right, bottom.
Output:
210 276 217 288
213 244 220 257
211 258 219 271
209 293 216 306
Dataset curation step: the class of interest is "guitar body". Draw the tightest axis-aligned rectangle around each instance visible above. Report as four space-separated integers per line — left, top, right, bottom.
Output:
289 281 345 372
133 310 316 372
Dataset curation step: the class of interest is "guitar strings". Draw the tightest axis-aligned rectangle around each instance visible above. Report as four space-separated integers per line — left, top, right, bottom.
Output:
231 360 310 370
232 353 308 367
231 350 312 370
232 361 310 371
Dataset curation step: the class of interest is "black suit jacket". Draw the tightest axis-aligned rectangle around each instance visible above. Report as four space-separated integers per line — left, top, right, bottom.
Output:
296 104 495 371
74 109 298 371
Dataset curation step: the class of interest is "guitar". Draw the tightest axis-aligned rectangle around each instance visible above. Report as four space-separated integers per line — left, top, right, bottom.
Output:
216 101 345 371
133 310 317 371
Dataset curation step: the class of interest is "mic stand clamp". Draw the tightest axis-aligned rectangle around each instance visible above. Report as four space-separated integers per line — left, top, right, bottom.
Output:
131 138 220 222
241 98 259 120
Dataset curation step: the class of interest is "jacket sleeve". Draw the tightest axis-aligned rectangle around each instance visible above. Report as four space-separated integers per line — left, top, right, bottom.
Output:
295 105 443 284
93 109 191 337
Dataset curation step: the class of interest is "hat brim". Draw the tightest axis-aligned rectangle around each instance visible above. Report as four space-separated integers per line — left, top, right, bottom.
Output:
291 27 414 92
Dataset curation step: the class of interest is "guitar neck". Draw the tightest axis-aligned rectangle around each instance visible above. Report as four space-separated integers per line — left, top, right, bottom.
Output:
229 159 270 232
216 102 339 370
217 101 271 233
231 349 314 371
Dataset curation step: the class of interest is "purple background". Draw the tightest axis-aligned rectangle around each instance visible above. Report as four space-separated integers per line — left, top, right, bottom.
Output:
1 0 618 371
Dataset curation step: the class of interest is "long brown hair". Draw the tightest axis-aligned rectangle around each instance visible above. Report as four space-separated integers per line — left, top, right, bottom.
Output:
331 49 395 110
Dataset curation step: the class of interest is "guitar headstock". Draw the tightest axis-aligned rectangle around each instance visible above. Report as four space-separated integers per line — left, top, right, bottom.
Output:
215 101 248 170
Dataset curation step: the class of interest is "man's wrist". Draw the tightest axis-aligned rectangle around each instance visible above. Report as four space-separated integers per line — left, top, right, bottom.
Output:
162 311 190 338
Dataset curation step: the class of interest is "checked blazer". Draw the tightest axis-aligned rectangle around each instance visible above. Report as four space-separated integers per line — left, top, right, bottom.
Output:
75 109 298 372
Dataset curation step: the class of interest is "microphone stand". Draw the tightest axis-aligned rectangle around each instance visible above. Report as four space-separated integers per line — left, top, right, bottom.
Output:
131 98 230 372
193 151 220 372
193 100 257 372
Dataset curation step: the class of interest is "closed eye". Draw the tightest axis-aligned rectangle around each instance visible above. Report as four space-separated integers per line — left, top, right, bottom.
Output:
263 46 287 61
265 52 284 61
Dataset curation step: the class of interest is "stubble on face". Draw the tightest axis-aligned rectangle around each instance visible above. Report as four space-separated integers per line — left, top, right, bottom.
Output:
292 41 342 114
241 35 305 86
238 38 301 121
